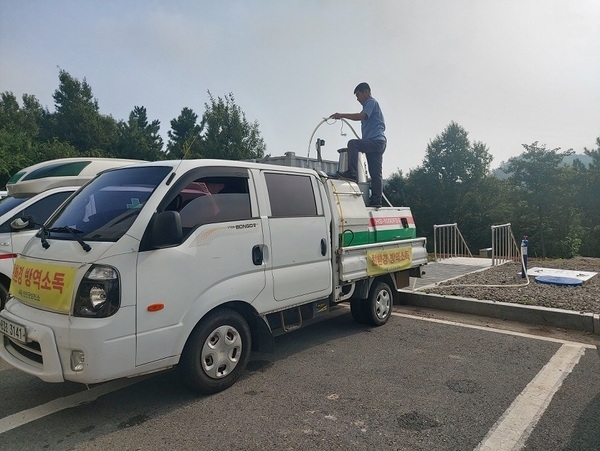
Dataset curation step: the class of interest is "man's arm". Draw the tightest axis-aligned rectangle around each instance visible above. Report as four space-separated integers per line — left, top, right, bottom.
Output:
329 111 366 121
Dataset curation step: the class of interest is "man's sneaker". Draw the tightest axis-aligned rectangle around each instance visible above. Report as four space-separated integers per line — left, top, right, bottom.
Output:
369 203 382 208
336 170 357 181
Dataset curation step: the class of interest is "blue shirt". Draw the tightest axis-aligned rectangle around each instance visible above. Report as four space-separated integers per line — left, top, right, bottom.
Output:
361 97 386 141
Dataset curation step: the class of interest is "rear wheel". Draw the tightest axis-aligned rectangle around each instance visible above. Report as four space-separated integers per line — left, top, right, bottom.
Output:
365 281 393 326
179 308 251 395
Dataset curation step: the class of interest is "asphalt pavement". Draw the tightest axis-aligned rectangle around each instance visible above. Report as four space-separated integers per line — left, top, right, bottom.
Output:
1 257 598 450
3 309 598 450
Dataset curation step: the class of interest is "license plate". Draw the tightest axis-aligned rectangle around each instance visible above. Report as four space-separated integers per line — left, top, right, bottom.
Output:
0 317 27 343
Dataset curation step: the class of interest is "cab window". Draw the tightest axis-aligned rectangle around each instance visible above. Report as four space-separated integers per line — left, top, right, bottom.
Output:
169 176 252 239
264 173 317 217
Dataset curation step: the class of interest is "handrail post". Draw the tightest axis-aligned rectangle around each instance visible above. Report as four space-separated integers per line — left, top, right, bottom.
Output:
490 223 521 266
432 223 472 261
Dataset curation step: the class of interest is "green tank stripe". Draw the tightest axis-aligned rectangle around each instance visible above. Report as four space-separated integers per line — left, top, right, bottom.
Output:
340 228 417 247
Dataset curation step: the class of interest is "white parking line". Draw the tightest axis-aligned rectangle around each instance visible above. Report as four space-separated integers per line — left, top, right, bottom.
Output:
392 311 597 348
475 343 586 451
393 311 595 450
0 377 144 434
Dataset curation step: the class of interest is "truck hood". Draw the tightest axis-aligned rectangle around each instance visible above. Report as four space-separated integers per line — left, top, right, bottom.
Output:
20 233 140 265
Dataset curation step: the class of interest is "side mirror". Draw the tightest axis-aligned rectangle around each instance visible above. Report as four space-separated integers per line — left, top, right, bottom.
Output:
10 217 31 230
150 211 182 248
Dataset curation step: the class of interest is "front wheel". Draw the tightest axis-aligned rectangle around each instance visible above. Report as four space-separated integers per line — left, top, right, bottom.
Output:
365 281 393 326
0 284 7 310
179 308 251 395
350 298 369 324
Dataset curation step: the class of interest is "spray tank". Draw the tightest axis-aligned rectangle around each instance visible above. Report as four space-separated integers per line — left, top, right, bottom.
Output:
308 118 373 206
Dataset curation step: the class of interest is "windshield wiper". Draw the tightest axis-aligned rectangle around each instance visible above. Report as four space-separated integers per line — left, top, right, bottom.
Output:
48 226 92 252
39 224 50 249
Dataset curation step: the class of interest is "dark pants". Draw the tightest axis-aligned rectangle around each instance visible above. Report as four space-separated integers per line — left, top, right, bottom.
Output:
347 138 387 205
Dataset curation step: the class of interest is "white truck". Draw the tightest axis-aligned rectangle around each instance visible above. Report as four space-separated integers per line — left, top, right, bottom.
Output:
0 159 427 394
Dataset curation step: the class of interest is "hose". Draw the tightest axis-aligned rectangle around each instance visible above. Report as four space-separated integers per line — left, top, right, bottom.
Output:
307 118 360 158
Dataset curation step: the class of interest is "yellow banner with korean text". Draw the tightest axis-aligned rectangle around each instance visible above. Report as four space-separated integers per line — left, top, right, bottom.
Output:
366 247 413 276
10 258 77 313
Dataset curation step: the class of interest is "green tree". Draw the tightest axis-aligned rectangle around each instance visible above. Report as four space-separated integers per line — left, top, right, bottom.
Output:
0 92 25 133
0 92 50 139
199 92 265 160
0 129 32 186
31 139 79 162
51 69 118 155
0 93 28 181
404 122 493 249
22 94 52 141
383 170 407 207
166 107 202 159
117 106 164 161
576 137 600 256
403 166 438 239
0 92 53 185
505 142 575 258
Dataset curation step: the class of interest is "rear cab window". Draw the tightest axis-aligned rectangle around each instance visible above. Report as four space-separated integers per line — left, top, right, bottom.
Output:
264 172 319 217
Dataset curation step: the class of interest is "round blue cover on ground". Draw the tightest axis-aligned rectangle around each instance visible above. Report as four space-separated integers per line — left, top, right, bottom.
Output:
534 275 583 286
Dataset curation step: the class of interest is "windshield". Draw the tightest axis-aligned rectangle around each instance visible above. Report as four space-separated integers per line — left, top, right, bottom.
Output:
46 166 171 242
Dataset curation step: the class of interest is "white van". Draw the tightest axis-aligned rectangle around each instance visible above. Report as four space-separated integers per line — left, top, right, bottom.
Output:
0 158 141 308
0 159 427 394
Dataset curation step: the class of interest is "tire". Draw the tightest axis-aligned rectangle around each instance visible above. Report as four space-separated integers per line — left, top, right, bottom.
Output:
0 284 7 310
179 308 251 395
350 298 368 324
365 281 393 326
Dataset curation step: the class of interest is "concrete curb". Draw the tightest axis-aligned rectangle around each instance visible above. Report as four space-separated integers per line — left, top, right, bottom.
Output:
398 289 600 335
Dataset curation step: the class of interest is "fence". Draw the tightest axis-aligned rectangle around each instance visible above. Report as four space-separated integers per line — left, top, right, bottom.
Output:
433 223 473 261
491 223 521 266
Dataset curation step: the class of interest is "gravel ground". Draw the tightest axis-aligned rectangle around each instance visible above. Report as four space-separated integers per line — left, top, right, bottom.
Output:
422 257 600 314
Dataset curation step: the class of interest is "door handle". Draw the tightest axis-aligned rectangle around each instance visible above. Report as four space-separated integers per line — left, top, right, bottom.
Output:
320 238 327 256
252 245 263 265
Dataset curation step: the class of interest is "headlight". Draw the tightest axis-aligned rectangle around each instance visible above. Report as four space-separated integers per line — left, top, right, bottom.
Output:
74 265 120 318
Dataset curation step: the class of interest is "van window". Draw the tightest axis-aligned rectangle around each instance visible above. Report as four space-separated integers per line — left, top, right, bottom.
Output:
0 195 30 217
22 161 91 181
264 173 317 217
0 191 73 233
171 176 252 238
6 171 27 185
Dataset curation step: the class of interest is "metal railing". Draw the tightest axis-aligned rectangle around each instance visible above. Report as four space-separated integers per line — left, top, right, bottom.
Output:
491 223 520 266
433 223 473 261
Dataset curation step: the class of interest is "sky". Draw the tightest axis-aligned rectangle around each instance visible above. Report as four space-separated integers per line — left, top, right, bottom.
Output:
1 0 599 177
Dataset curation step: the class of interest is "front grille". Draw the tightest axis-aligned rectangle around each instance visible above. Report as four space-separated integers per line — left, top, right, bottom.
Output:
4 334 43 365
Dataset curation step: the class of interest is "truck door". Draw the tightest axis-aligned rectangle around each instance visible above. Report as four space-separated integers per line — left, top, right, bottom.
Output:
262 171 332 306
135 168 266 366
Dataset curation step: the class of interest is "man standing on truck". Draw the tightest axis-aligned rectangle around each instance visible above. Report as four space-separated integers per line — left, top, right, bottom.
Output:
330 82 387 208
